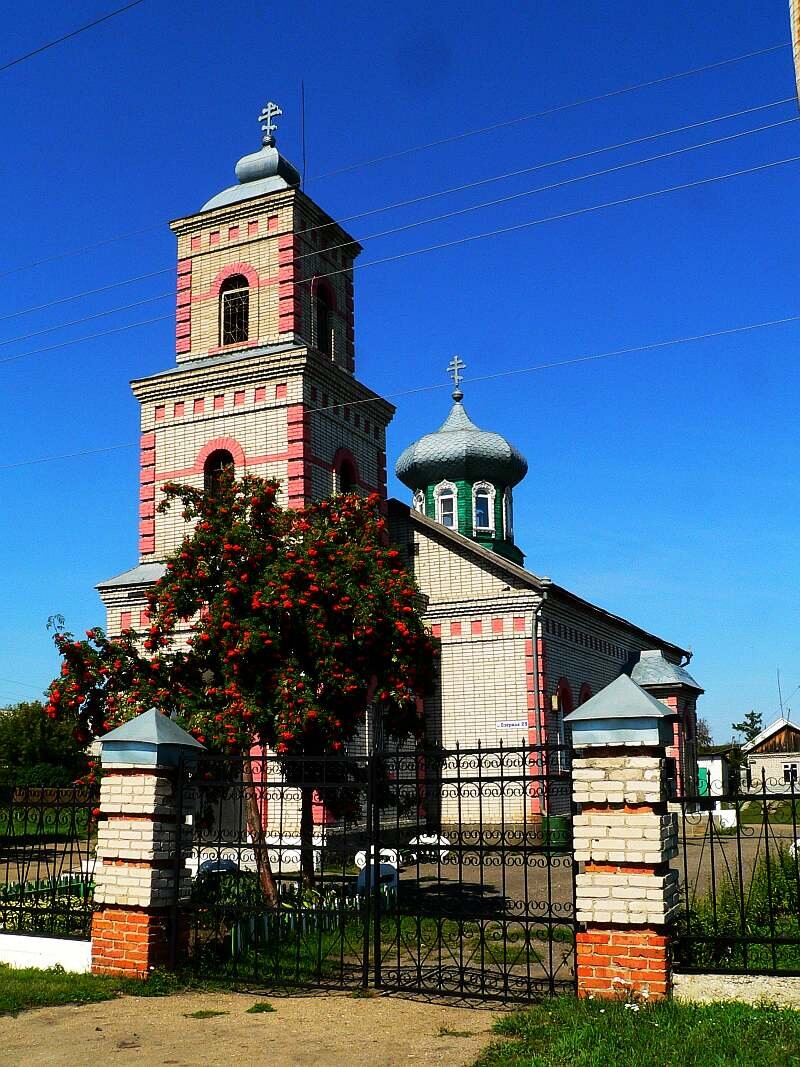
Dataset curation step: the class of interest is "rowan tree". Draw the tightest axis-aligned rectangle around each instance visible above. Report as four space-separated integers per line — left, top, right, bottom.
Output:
45 472 438 894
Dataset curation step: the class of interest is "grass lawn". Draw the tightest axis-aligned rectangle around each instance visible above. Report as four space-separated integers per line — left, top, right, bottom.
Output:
0 964 178 1016
739 799 800 826
476 996 800 1066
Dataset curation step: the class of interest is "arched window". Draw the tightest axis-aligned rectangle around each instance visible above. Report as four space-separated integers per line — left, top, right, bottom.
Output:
472 481 495 533
338 457 357 492
503 487 514 539
433 480 457 529
219 275 249 345
412 490 426 514
315 284 333 358
203 449 234 494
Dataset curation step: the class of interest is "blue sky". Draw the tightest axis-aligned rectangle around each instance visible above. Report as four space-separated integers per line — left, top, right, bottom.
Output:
0 0 798 741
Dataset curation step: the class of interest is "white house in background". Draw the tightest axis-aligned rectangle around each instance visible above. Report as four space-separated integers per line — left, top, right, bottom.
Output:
697 745 734 811
742 716 800 793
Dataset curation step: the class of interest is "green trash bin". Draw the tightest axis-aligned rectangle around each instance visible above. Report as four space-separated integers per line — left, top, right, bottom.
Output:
541 815 571 851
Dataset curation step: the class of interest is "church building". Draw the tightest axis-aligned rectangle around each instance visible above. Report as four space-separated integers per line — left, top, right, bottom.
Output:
96 104 702 812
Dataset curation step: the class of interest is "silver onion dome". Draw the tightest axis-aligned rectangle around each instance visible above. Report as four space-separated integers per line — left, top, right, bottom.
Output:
395 393 528 490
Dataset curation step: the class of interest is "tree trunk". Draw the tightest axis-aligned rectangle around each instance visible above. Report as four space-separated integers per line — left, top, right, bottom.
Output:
300 786 315 890
241 757 280 908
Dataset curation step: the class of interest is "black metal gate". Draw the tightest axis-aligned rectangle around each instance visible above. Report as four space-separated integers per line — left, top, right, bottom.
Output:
673 774 800 975
181 744 575 1000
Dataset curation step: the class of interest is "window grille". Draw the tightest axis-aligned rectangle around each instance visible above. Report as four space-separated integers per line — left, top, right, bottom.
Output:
219 275 249 345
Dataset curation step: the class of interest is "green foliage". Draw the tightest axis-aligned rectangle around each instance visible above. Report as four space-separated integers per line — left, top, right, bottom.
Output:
246 1001 276 1013
696 717 713 748
476 996 800 1067
677 844 800 972
732 711 763 744
45 474 437 771
0 702 88 786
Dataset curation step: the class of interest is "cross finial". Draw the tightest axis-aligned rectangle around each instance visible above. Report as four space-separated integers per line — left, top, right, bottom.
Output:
259 101 282 146
447 355 466 400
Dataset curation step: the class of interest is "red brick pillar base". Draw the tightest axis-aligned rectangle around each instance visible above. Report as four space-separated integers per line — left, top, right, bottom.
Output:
576 928 670 1001
91 908 173 978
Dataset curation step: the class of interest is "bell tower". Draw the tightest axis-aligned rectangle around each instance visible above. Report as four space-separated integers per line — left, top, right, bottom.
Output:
98 102 394 635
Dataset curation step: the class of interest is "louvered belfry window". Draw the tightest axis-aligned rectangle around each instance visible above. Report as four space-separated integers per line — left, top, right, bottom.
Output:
220 274 249 345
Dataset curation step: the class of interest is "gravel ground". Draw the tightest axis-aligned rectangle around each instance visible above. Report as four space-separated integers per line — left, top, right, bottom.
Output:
0 990 502 1067
675 973 800 1008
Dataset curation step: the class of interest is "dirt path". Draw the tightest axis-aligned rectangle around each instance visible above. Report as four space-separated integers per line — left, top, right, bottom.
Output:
0 990 502 1067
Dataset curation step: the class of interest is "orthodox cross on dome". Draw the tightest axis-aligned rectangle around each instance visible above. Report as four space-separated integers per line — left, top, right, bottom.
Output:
259 101 283 145
447 355 466 400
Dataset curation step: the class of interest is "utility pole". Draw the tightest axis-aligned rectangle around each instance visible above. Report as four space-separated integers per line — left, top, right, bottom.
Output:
791 1 800 107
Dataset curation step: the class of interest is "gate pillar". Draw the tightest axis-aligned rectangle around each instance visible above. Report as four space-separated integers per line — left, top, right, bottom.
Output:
568 674 679 1001
90 709 202 977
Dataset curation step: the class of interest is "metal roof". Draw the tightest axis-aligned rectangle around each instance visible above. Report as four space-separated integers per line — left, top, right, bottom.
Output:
201 143 301 211
395 396 527 490
568 673 673 722
631 649 703 692
99 707 204 748
96 562 167 589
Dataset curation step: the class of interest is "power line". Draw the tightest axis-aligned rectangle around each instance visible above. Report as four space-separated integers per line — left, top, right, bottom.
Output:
2 101 794 342
0 77 792 280
309 43 792 181
321 97 796 235
0 444 133 471
0 313 172 367
310 313 800 414
0 677 44 693
3 148 800 369
0 0 147 75
298 115 799 267
0 291 173 351
0 224 164 282
311 150 800 287
3 309 800 471
0 267 174 324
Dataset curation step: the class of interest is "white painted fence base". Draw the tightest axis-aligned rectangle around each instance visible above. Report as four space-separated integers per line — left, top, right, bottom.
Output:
0 934 91 973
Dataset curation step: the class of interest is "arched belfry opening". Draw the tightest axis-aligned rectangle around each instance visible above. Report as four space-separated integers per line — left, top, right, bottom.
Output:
338 457 357 493
204 449 235 493
314 282 334 359
219 274 250 345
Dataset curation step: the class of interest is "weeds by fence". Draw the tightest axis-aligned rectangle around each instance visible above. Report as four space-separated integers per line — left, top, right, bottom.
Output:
674 779 800 975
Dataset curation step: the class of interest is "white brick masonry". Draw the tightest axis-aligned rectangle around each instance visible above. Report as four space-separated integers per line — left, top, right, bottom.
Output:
572 755 664 805
99 774 177 817
575 870 680 925
93 861 191 908
573 811 677 864
96 818 188 864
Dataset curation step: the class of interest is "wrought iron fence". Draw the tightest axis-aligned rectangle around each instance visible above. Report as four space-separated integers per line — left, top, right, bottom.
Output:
178 743 575 1000
673 772 800 975
0 785 97 939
